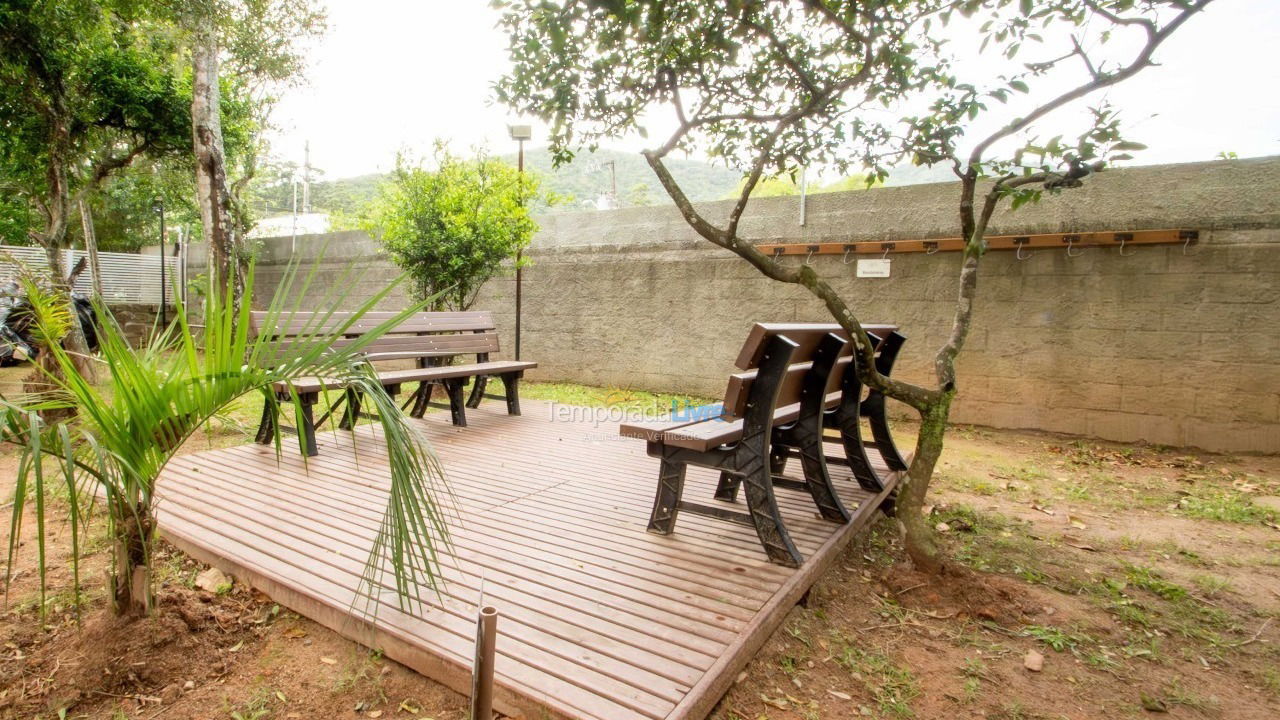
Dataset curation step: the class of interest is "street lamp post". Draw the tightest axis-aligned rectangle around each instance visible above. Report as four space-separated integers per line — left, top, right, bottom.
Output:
153 196 167 327
508 124 532 361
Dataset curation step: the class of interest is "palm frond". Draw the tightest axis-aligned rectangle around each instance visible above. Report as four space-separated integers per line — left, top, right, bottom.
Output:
3 256 453 618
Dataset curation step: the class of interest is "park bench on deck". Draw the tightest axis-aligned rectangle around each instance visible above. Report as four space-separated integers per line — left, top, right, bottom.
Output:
736 323 910 496
620 323 907 566
250 310 536 456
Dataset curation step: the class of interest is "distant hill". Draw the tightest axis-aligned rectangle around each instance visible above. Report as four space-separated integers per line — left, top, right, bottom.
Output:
251 148 957 221
500 147 743 209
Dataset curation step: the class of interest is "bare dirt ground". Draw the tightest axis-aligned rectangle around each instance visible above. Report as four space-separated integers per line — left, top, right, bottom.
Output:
1 374 1277 719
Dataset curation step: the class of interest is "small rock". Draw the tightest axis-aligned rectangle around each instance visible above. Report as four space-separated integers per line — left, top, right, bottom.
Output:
827 690 852 701
1044 606 1057 616
159 684 180 704
1253 496 1280 512
935 522 952 533
734 671 747 684
195 568 232 593
1023 649 1044 672
183 680 195 691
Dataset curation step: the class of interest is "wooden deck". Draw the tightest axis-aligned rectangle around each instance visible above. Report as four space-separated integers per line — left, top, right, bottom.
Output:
156 400 901 720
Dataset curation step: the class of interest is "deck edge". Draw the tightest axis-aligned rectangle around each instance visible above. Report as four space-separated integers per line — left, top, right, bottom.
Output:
663 470 904 720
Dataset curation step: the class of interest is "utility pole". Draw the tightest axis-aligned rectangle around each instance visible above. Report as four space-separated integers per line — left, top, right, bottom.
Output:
302 140 312 213
153 196 167 326
508 124 532 360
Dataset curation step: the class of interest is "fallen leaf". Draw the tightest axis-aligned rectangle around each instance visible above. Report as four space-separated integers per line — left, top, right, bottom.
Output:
1031 503 1056 516
368 712 383 718
320 657 338 665
760 694 789 710
275 691 287 703
227 641 244 652
282 627 308 639
397 699 420 714
827 690 852 701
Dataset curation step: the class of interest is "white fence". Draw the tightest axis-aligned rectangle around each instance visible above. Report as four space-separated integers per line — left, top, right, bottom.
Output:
0 245 180 305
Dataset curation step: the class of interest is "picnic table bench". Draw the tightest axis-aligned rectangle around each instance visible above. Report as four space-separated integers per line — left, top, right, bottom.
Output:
251 310 536 456
620 322 907 566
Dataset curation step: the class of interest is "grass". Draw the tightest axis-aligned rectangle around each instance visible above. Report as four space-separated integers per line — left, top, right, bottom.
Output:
1176 490 1278 525
835 644 920 718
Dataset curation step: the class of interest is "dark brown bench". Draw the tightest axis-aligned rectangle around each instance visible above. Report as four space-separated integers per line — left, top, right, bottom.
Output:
620 323 907 566
620 330 854 567
251 310 536 455
733 323 909 496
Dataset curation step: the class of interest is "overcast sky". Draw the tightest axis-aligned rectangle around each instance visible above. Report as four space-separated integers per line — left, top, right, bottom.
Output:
267 0 1280 181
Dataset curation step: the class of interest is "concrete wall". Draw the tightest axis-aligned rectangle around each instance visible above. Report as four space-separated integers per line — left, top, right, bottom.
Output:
196 157 1280 453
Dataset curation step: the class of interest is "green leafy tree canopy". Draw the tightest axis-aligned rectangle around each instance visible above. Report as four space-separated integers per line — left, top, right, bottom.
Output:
365 145 544 311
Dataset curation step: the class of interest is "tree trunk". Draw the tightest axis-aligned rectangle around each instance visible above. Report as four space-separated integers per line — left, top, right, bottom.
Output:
111 503 154 616
79 199 105 300
191 19 242 306
896 397 954 574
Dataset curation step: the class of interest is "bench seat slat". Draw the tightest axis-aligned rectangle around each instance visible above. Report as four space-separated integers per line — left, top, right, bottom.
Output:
277 361 537 395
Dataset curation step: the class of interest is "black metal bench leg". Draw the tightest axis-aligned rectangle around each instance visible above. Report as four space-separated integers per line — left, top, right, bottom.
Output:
298 396 319 457
865 392 909 472
254 394 277 445
444 378 467 427
837 413 885 492
466 375 488 409
647 457 686 535
714 471 740 502
739 445 803 567
338 388 362 430
792 422 850 523
409 382 433 419
769 445 789 475
500 372 521 416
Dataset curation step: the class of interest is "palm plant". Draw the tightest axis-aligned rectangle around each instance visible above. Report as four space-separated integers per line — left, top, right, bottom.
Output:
2 260 451 617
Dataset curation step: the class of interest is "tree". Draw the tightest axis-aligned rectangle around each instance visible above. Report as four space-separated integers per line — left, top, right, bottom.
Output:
366 146 542 311
0 0 193 368
0 0 194 275
495 0 1213 573
183 0 324 305
2 263 451 617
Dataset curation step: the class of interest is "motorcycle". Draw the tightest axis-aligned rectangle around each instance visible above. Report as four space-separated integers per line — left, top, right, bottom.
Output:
0 280 101 367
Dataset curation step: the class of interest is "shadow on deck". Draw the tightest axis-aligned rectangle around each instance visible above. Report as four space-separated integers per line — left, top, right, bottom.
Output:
157 400 901 720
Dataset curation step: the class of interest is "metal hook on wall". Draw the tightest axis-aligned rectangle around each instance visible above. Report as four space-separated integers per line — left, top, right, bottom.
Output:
1181 230 1200 255
1014 237 1032 261
841 244 856 265
804 245 819 266
924 241 940 255
1064 234 1083 258
1116 233 1136 257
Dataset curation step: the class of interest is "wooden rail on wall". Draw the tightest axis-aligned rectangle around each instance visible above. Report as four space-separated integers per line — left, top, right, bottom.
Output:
756 228 1198 258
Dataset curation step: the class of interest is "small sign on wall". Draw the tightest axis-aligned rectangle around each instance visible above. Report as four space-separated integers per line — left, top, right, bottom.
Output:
857 258 892 278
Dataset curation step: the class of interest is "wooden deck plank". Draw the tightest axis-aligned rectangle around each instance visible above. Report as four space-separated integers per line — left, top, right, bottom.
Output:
158 400 901 720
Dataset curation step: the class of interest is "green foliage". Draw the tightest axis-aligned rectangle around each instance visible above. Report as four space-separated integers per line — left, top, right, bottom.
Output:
1 259 451 617
365 145 541 311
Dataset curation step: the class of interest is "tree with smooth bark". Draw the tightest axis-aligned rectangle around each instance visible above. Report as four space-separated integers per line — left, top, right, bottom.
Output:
495 0 1214 573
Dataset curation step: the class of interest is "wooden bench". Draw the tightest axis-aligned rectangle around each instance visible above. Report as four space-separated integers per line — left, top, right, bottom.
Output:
250 310 536 455
620 330 854 567
734 323 910 496
620 323 907 567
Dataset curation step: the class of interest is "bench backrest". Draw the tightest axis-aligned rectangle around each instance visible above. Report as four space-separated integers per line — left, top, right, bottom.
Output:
721 323 899 419
249 310 500 362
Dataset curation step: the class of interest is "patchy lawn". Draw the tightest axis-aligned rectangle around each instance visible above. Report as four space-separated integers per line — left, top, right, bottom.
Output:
1 367 1277 719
